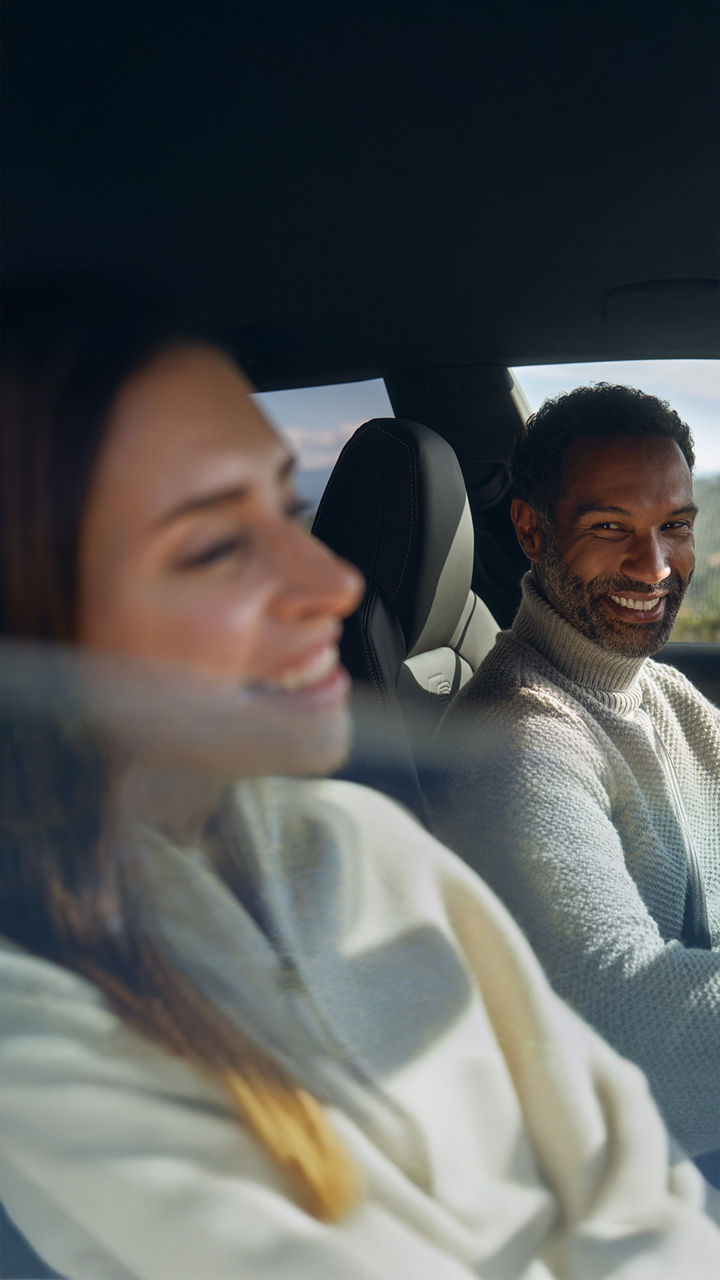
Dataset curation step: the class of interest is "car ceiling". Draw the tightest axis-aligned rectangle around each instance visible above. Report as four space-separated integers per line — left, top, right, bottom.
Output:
4 0 719 390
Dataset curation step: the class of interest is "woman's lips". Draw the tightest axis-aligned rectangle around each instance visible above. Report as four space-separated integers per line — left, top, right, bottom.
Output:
259 644 340 691
247 645 351 707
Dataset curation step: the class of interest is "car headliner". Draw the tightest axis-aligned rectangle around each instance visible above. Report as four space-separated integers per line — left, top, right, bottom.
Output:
3 0 719 389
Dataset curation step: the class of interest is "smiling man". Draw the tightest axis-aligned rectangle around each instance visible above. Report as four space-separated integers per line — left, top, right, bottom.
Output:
521 431 697 656
434 383 720 1176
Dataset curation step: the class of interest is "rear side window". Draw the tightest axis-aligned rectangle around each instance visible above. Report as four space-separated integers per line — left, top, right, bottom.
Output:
512 361 720 642
254 379 392 514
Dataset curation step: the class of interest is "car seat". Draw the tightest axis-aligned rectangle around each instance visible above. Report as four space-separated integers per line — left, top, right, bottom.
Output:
0 1204 61 1278
312 418 498 822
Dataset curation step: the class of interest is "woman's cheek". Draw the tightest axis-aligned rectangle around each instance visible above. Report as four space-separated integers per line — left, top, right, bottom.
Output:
144 580 269 676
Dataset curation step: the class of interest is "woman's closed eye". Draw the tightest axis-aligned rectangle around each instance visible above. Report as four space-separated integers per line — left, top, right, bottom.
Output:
174 495 312 570
176 532 252 570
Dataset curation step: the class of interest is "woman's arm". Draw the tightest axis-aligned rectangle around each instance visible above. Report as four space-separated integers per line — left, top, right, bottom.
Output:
0 947 491 1280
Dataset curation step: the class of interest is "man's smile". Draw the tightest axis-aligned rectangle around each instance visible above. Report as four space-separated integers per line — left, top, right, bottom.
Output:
603 592 668 624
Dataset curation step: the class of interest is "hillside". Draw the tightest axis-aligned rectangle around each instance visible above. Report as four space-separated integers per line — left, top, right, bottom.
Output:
673 472 720 641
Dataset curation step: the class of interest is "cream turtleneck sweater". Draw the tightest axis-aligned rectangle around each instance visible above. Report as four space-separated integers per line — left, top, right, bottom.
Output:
4 777 720 1278
435 573 720 1158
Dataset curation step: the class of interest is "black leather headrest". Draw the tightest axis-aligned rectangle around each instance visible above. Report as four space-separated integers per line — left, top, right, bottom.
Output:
312 418 471 654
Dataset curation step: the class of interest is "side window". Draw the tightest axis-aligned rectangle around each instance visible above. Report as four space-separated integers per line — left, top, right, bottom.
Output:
253 379 393 516
512 361 720 642
682 473 720 641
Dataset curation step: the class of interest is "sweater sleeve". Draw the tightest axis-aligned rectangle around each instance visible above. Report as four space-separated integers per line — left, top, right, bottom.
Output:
3 810 720 1280
268 782 720 1276
355 796 720 1278
0 951 498 1280
434 689 720 1158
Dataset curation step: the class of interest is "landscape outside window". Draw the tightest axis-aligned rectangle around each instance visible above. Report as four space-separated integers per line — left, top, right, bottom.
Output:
256 361 720 641
254 380 393 515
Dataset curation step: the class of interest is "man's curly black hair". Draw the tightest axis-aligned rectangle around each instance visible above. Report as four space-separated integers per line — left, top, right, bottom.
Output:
510 383 695 520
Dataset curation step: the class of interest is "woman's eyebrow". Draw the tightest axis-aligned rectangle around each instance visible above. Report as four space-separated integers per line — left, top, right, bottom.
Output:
155 452 297 528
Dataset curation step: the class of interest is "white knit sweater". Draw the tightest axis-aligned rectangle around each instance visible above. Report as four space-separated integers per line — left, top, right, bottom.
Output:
2 778 719 1278
435 574 720 1158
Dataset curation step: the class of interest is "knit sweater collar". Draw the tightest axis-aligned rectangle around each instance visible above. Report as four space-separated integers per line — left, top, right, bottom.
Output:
512 573 648 700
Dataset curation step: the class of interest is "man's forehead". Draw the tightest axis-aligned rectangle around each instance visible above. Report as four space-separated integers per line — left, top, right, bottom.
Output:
559 434 693 513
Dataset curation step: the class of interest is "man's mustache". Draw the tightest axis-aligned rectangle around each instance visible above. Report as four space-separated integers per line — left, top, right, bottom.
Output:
587 571 689 599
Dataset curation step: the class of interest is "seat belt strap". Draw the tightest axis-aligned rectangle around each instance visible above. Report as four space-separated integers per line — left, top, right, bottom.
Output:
651 724 711 951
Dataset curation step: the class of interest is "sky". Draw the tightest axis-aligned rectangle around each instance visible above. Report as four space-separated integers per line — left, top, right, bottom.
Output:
255 379 392 473
511 360 720 476
255 359 720 499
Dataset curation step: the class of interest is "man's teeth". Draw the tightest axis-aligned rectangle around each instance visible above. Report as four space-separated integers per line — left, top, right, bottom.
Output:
609 595 662 612
260 647 337 692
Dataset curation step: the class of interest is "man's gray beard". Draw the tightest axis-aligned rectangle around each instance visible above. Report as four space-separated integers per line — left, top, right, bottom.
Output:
536 528 689 657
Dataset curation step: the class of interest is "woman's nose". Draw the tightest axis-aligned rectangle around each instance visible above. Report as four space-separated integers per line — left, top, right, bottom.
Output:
272 524 365 621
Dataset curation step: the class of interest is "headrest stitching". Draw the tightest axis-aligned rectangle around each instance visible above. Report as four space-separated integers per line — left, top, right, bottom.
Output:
359 590 391 709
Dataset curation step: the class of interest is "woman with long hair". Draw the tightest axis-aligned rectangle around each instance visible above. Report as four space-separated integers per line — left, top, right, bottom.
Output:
1 281 719 1279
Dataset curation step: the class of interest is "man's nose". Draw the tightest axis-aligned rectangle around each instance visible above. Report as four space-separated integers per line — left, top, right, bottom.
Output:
620 532 672 585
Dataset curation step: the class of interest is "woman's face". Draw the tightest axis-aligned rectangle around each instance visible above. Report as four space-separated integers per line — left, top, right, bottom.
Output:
76 344 364 774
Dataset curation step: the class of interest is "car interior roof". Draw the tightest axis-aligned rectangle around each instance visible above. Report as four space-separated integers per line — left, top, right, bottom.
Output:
4 1 719 390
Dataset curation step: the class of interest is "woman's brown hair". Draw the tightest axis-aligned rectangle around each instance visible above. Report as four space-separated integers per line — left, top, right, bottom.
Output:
0 278 358 1221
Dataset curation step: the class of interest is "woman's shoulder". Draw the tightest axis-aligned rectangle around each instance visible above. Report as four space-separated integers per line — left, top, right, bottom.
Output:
0 937 104 1003
0 936 211 1118
0 940 134 1110
0 939 117 1049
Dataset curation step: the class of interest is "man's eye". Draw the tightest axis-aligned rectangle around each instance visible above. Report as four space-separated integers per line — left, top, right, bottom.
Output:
592 522 623 532
661 520 693 532
177 534 250 569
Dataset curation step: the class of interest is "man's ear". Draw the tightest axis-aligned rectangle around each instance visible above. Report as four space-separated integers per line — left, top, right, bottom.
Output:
510 499 545 562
